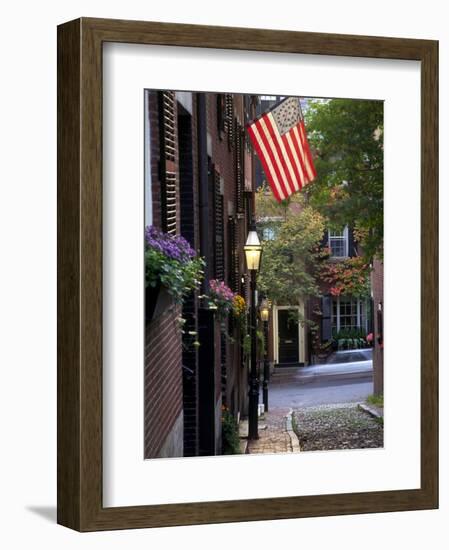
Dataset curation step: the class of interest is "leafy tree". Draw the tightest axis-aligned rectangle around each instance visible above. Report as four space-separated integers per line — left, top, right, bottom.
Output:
319 255 371 298
255 182 304 221
304 98 384 260
257 196 326 308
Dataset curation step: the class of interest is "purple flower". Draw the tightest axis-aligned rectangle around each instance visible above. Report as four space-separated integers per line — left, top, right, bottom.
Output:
209 279 236 303
145 226 196 263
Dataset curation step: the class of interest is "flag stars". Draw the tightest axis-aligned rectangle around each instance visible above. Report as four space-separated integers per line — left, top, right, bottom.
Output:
273 97 300 135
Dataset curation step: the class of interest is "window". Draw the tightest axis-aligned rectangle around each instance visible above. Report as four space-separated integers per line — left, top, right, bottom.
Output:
262 227 276 241
216 94 225 136
328 226 348 257
332 297 368 333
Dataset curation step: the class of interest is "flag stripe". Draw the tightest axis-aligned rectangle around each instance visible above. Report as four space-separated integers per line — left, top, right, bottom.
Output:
248 124 283 201
252 122 287 201
246 96 316 201
256 117 291 197
265 114 299 193
293 126 313 183
297 121 314 180
284 131 306 189
289 126 309 184
247 123 284 201
254 118 290 199
279 132 301 191
299 120 317 179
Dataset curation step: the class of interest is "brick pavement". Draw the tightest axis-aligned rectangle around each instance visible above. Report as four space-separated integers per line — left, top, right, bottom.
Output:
246 406 300 454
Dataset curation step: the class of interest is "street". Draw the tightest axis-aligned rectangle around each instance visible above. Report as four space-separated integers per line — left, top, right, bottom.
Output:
266 350 373 409
247 350 377 455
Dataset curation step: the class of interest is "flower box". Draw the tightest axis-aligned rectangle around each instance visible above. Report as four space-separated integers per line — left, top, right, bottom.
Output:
145 282 172 323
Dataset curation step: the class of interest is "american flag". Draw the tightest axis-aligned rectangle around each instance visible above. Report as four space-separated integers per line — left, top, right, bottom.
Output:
247 97 317 202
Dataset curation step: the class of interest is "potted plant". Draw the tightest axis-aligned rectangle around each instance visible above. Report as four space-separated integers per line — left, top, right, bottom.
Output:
205 279 236 321
144 226 204 322
232 294 247 331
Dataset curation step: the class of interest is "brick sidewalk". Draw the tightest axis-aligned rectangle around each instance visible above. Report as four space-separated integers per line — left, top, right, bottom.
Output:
246 407 300 454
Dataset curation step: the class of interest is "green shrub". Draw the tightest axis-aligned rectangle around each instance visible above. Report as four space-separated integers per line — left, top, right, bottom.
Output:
221 407 241 455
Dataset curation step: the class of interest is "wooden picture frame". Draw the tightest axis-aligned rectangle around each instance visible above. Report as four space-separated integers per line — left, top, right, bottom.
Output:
57 17 438 531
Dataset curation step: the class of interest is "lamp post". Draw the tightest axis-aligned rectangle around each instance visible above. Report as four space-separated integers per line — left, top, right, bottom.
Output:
260 298 270 413
244 220 262 440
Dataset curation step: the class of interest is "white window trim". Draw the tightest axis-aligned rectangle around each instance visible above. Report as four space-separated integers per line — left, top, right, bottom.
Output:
328 225 349 258
332 297 368 333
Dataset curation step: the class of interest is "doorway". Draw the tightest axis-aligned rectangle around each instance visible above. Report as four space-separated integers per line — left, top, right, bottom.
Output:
277 309 299 364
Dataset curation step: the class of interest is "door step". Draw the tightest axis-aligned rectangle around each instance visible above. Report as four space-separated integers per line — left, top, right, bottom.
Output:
275 362 304 369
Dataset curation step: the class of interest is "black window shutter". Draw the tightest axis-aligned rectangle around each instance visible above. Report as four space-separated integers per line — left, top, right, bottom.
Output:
158 91 177 235
216 94 225 137
320 229 329 249
235 123 244 214
348 226 355 257
225 94 234 151
213 171 225 281
321 295 332 341
228 215 239 293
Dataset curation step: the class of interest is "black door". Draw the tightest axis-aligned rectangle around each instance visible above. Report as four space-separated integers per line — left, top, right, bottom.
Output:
278 310 299 364
198 309 216 456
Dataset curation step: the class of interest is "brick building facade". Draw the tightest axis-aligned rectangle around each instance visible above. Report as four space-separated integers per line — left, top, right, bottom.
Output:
260 221 374 368
372 258 384 395
144 90 255 458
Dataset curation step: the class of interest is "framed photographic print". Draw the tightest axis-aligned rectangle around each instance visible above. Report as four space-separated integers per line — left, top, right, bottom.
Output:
57 17 438 531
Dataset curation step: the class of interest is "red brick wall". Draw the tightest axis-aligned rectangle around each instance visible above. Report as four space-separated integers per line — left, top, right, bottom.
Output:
207 93 247 412
144 307 183 458
144 91 184 458
372 258 384 395
144 91 251 456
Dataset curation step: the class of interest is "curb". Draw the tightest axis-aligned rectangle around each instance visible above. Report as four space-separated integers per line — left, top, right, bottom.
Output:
358 402 383 418
285 408 301 452
240 438 249 454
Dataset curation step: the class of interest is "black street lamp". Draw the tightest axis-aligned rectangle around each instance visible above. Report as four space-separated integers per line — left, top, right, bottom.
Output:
244 220 262 440
259 298 270 413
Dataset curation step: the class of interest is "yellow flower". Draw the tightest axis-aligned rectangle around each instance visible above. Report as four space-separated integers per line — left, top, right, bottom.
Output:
232 294 246 317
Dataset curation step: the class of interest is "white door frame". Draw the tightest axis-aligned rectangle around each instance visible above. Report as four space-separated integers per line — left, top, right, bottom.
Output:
273 304 305 364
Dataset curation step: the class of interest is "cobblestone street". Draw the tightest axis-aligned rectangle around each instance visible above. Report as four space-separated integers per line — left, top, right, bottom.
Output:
244 401 383 455
293 403 383 451
245 356 377 455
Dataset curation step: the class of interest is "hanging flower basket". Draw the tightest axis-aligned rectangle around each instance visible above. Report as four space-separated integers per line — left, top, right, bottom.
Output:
205 279 236 321
144 226 205 324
